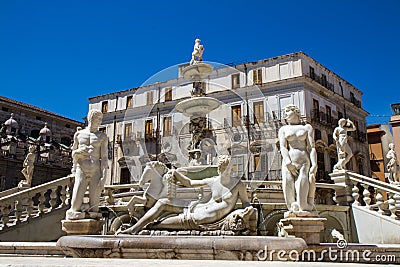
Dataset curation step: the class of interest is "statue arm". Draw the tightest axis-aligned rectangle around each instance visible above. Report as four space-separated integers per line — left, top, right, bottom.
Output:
278 128 298 177
171 170 208 188
237 182 251 208
100 134 109 176
306 125 317 179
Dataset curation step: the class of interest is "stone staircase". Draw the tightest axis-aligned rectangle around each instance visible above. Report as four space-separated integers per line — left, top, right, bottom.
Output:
0 175 74 241
331 171 400 244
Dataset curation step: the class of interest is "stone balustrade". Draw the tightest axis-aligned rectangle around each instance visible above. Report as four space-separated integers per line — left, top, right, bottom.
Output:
0 175 74 231
331 170 400 220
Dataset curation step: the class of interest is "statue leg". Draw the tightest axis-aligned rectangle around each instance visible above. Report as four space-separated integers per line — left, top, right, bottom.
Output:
282 167 295 211
88 172 103 213
119 198 183 234
126 196 147 216
69 168 89 213
295 165 311 211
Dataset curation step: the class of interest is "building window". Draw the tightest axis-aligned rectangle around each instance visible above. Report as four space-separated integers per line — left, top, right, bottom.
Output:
99 127 106 133
338 111 343 120
30 129 40 139
252 69 262 85
253 101 264 124
321 74 327 87
231 74 240 89
315 128 322 141
316 151 325 181
312 99 320 121
309 66 315 80
146 91 154 105
163 117 172 136
124 123 132 139
165 87 172 101
36 116 42 121
126 96 133 109
145 119 153 137
120 168 131 185
65 124 71 128
326 106 332 124
231 105 242 127
232 155 244 178
101 101 108 113
1 107 9 112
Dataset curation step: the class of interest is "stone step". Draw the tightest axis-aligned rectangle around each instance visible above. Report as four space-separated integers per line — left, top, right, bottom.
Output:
0 242 64 257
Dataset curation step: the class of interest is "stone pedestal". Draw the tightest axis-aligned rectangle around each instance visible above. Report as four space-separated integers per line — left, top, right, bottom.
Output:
330 170 354 206
61 219 104 235
279 213 326 245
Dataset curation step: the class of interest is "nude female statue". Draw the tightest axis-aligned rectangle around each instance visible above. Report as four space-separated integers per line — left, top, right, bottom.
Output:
118 155 251 234
278 105 317 213
387 143 400 184
20 145 36 187
333 118 356 172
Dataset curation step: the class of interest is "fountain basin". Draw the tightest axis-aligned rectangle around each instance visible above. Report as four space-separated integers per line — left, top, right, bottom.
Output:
175 97 220 117
57 235 307 260
182 63 213 81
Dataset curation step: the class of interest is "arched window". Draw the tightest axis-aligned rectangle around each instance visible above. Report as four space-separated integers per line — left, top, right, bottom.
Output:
30 129 40 139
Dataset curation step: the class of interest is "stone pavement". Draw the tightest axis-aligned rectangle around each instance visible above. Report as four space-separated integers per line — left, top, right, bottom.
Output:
0 257 387 267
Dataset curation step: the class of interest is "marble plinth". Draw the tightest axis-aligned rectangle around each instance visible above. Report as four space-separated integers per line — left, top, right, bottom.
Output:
175 97 220 117
279 216 326 245
61 219 104 235
57 235 307 260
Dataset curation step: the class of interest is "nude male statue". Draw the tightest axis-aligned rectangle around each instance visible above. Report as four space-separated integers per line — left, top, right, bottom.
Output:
190 38 204 65
279 105 317 213
66 109 108 220
119 155 251 234
333 118 356 172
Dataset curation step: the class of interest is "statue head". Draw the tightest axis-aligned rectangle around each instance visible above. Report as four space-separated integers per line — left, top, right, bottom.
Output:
284 104 301 124
28 145 35 153
195 38 201 43
338 118 347 127
87 109 103 131
389 143 395 150
217 155 231 174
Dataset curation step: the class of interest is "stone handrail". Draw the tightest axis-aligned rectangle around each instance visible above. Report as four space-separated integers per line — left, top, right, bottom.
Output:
331 170 400 220
103 180 345 205
0 175 74 231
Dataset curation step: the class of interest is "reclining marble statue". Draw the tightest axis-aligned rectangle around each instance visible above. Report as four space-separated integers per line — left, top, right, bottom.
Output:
279 105 317 214
333 118 356 172
387 143 400 184
65 109 108 220
118 155 256 234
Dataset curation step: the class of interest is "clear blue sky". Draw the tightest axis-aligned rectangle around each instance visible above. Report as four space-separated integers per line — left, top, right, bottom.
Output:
0 0 398 124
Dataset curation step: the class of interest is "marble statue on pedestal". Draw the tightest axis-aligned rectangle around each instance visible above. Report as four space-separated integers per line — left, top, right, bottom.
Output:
65 110 108 220
333 118 356 172
19 145 36 187
119 155 254 234
278 105 317 213
190 38 204 65
387 143 400 184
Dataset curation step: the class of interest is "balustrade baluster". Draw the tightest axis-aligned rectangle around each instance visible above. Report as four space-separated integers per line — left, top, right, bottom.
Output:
393 194 400 220
375 191 384 215
1 205 10 228
352 182 360 206
26 197 34 219
60 185 67 207
362 184 371 209
49 187 58 210
38 193 46 215
15 197 23 222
